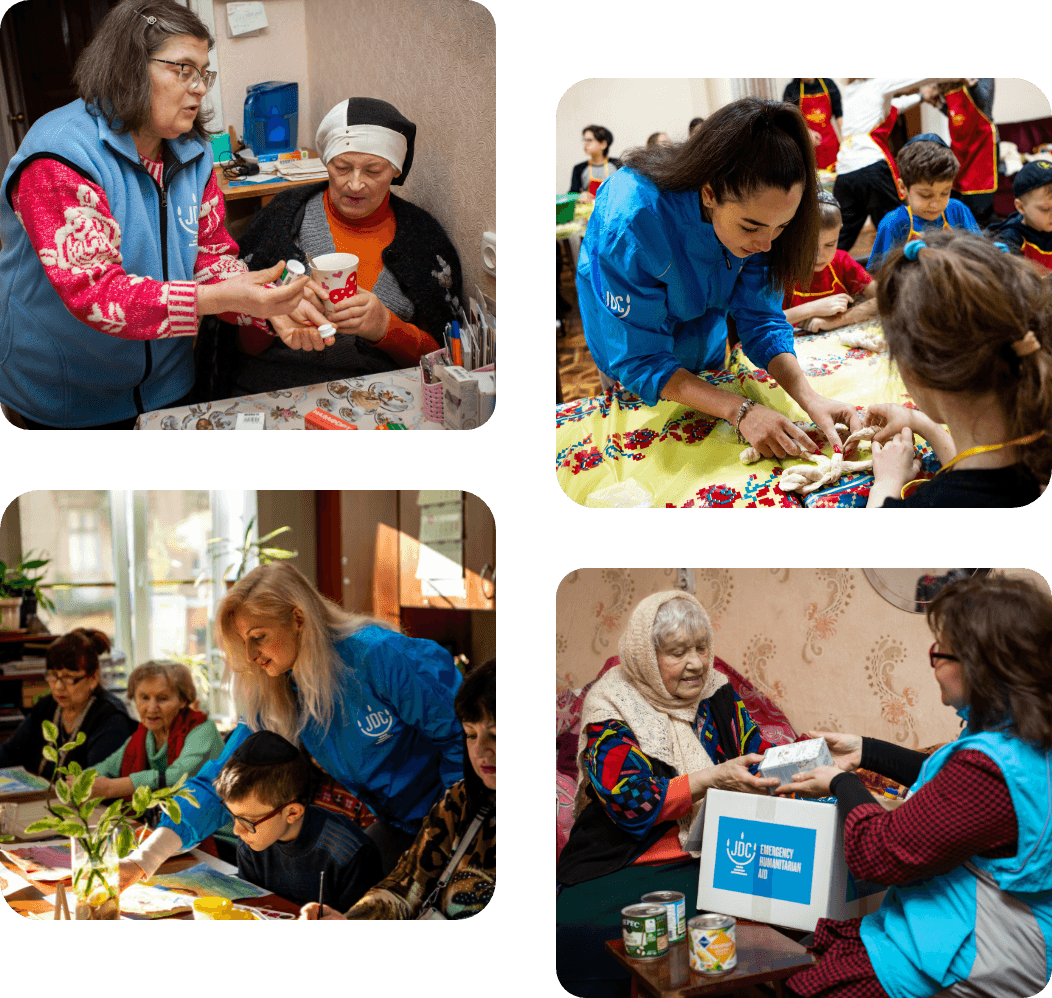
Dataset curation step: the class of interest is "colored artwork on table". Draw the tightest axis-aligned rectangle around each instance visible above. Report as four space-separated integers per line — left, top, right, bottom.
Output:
0 767 50 795
144 862 268 902
119 883 197 918
2 841 72 880
0 864 31 896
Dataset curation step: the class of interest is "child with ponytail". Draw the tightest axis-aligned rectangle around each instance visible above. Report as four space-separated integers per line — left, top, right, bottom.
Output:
863 229 1051 507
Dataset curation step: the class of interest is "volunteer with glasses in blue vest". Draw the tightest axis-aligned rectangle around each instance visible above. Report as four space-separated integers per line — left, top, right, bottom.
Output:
0 0 310 429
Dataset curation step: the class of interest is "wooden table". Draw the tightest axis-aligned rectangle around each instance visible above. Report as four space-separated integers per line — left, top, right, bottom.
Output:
215 148 323 209
1 842 299 919
605 923 815 998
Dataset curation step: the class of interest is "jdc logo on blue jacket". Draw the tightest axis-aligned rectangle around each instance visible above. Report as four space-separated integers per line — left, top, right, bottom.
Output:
604 291 631 318
713 816 816 905
357 704 393 740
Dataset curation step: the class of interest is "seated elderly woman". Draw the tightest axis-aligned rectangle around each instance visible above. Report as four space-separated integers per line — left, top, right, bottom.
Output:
301 658 495 921
556 592 779 998
0 630 136 777
87 661 224 799
197 97 464 399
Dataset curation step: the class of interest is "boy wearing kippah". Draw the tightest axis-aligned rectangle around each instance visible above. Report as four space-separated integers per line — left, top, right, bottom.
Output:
991 161 1052 271
867 134 981 272
212 731 381 910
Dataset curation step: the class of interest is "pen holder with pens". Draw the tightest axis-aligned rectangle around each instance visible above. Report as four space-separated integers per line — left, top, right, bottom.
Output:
419 348 494 424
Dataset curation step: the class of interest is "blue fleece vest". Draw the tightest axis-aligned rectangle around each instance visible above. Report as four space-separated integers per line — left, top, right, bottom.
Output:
861 714 1052 998
0 100 213 426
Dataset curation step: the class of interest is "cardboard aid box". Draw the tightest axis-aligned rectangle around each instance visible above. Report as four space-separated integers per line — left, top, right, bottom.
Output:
437 365 480 430
696 789 887 931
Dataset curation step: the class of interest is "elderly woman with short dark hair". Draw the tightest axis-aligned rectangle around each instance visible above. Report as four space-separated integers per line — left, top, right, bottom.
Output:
87 660 223 800
0 0 309 429
556 591 779 998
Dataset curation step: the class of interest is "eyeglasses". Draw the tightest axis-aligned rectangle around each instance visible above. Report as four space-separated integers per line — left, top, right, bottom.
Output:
928 643 960 669
149 58 216 93
225 800 297 834
44 671 89 688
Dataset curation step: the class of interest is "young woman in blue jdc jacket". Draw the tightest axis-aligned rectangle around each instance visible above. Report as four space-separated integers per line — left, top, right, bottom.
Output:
0 0 310 429
577 97 862 462
776 573 1052 998
119 562 465 882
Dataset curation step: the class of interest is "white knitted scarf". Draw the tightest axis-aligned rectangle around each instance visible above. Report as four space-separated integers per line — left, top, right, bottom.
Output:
574 592 727 854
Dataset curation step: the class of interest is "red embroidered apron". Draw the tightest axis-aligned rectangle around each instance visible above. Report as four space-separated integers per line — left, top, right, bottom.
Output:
788 265 847 310
906 205 949 240
870 105 904 193
586 161 613 197
944 86 997 195
1022 238 1052 270
800 80 839 171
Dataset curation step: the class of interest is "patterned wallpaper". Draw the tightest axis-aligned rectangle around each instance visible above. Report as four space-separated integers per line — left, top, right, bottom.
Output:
303 0 496 303
556 568 1049 749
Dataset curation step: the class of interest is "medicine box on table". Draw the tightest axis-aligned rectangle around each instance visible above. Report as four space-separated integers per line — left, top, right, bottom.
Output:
697 788 887 932
437 365 480 430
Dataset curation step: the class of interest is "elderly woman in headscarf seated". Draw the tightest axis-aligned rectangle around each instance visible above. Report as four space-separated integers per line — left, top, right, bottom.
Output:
556 591 779 998
197 97 463 399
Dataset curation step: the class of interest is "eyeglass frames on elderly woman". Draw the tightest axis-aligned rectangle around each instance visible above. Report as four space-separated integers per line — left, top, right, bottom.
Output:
225 800 298 834
149 58 217 93
44 671 89 688
929 643 960 669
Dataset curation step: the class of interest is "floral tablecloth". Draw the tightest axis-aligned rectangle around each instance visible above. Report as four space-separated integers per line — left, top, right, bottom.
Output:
136 367 443 430
555 323 940 508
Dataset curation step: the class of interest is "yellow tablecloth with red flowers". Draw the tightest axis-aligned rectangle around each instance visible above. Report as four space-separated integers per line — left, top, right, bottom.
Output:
555 324 940 508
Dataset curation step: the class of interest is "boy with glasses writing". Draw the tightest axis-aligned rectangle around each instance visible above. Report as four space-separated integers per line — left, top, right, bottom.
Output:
211 731 381 910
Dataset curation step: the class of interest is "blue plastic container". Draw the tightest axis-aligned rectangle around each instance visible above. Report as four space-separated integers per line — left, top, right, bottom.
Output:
243 81 298 155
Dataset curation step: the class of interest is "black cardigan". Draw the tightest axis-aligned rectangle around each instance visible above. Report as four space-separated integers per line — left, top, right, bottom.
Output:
0 690 136 781
194 182 464 401
557 684 742 887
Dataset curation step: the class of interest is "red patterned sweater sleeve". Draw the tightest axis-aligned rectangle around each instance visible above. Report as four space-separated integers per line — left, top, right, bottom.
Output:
841 748 1017 885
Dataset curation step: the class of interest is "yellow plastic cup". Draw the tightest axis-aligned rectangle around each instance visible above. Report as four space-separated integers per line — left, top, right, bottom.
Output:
193 896 233 920
227 908 256 920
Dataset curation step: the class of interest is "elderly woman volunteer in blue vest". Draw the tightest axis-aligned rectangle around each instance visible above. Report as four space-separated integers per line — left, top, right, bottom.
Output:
119 562 465 882
774 574 1052 998
578 98 861 460
0 0 310 429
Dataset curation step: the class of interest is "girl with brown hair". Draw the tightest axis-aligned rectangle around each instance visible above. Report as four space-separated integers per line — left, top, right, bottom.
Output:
577 97 860 460
862 229 1051 506
776 573 1052 998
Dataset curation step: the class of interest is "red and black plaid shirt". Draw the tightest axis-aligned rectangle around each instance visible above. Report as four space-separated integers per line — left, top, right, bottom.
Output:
787 749 1017 998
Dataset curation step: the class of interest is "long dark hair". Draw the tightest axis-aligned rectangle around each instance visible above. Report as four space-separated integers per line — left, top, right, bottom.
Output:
72 0 215 140
927 575 1052 750
876 228 1052 485
624 97 820 293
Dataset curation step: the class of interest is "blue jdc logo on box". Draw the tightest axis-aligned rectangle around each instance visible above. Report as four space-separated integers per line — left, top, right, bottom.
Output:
713 816 816 905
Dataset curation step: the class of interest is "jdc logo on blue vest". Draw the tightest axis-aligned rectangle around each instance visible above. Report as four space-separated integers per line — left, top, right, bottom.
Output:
357 704 393 741
713 816 816 905
604 291 631 318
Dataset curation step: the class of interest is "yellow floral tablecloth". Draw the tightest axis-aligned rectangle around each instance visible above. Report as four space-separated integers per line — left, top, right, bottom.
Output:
555 323 939 508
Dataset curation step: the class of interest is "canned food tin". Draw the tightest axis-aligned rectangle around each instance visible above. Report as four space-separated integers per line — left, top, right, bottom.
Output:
621 903 669 960
688 913 737 974
641 890 687 943
278 259 306 285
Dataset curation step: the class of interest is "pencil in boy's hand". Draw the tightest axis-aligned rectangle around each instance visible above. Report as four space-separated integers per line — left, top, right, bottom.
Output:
316 870 324 920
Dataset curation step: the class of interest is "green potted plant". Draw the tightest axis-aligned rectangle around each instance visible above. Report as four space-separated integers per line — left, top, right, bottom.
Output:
14 722 197 919
197 517 298 586
0 551 55 630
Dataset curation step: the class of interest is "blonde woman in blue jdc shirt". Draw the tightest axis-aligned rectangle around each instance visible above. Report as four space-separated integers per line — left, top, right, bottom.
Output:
577 97 861 462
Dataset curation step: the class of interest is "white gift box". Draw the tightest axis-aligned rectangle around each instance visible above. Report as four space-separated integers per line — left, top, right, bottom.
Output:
758 737 835 788
696 788 887 932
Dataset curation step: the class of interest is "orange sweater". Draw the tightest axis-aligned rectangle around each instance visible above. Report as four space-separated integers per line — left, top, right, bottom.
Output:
242 191 440 365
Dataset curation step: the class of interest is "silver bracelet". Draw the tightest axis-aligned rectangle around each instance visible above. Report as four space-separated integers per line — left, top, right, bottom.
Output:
734 399 758 444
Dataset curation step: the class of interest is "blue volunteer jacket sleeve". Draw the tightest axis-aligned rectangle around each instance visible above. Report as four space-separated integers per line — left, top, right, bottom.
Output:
157 722 252 847
584 209 685 405
369 630 465 788
730 257 796 371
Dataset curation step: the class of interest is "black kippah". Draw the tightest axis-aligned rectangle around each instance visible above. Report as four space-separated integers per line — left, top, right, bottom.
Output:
232 730 299 766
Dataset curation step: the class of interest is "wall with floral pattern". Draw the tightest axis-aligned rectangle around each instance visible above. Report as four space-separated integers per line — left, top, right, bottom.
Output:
556 568 1048 749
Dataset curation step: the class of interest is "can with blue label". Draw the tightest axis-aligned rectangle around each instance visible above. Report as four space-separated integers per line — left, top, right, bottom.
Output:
641 890 686 943
621 903 668 960
688 913 737 973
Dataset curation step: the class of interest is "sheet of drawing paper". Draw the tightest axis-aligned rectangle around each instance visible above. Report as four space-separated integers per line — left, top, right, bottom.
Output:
2 841 72 880
119 883 196 918
0 767 50 795
0 864 31 896
146 862 268 900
